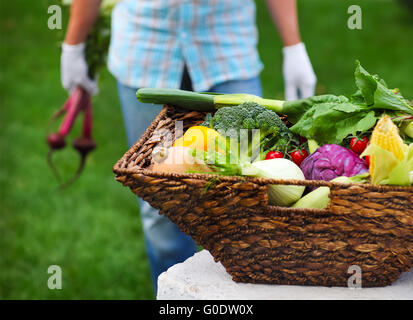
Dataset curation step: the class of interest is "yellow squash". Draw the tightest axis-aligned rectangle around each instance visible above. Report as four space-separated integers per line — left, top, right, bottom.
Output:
173 126 225 152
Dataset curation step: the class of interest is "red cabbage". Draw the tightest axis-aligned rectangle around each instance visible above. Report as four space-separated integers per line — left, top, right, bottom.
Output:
300 144 368 181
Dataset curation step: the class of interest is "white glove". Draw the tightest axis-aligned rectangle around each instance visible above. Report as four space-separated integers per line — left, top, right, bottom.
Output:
282 42 316 101
61 42 98 96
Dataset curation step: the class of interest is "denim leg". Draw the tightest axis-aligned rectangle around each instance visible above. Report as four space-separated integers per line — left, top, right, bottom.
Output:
117 82 163 148
116 81 197 293
116 75 262 294
209 76 262 96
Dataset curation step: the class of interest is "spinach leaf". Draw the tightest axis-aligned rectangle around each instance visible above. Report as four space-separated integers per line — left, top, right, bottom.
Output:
282 94 349 123
354 61 377 105
354 60 413 114
289 102 378 145
282 61 412 145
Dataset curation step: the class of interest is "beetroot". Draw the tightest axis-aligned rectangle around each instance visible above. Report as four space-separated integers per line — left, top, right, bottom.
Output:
46 86 96 189
47 133 66 150
73 137 96 155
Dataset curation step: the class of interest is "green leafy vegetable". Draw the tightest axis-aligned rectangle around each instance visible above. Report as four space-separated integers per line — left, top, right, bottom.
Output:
288 99 378 145
354 61 413 113
282 95 349 124
285 61 413 145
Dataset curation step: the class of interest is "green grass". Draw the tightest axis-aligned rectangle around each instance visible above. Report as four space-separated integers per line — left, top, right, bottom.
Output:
0 0 153 299
258 0 413 100
1 0 412 299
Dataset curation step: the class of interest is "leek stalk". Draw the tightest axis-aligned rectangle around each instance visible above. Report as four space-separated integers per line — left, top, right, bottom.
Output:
137 88 284 113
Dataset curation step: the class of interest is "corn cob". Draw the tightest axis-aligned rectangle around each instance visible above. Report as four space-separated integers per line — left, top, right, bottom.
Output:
369 115 406 175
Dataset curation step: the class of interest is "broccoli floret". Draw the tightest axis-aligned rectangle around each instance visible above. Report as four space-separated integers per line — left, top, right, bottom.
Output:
242 117 256 130
255 111 298 152
255 111 282 134
201 102 277 136
200 102 298 159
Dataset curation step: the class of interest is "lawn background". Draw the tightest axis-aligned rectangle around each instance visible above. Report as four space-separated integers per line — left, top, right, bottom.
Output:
1 0 412 299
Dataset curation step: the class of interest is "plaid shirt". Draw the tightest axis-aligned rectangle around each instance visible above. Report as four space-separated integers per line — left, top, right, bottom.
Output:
108 0 263 92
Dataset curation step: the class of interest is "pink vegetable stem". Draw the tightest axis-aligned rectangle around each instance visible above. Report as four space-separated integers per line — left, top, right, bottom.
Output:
57 87 88 137
82 95 93 139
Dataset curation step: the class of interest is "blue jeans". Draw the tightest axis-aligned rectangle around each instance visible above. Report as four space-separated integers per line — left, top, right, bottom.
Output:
117 76 262 293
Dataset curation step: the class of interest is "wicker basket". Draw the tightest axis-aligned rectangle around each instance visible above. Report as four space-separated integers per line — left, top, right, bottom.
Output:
113 105 413 287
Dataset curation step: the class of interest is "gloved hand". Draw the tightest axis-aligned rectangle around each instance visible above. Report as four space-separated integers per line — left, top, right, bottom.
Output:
282 42 317 101
61 42 98 96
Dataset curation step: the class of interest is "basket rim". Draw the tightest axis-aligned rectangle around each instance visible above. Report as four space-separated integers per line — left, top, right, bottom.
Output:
113 105 413 193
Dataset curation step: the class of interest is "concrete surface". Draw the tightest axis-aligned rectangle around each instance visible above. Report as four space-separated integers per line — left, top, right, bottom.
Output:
157 250 413 300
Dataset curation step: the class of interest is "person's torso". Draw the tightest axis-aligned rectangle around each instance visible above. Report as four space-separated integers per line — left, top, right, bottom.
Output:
108 0 263 92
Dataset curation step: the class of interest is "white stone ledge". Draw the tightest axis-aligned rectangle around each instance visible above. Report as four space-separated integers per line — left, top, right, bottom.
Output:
157 250 413 300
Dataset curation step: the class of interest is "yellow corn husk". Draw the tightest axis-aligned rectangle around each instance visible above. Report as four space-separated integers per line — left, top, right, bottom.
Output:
369 115 406 175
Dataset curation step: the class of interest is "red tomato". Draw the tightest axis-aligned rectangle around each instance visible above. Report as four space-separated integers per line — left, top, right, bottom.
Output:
364 155 370 167
299 136 307 144
265 151 284 160
289 149 308 166
350 137 369 155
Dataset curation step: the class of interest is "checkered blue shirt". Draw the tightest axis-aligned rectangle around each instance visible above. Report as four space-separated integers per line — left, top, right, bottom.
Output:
108 0 263 92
